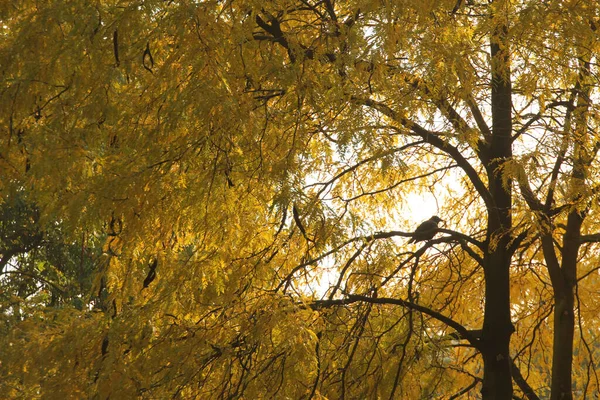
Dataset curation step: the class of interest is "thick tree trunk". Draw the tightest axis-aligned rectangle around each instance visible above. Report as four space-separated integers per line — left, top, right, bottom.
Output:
541 224 578 400
546 210 581 400
481 249 514 399
551 292 575 400
550 181 584 400
480 3 514 397
549 51 590 399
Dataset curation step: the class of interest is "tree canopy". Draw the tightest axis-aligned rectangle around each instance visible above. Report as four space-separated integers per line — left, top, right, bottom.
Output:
1 1 600 399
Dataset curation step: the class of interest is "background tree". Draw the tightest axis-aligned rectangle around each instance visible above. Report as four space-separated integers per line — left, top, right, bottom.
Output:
1 0 599 399
0 189 102 318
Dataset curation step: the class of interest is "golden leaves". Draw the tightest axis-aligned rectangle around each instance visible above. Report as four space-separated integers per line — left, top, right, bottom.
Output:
3 0 600 398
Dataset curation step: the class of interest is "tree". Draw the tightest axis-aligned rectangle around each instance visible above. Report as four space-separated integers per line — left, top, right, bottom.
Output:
1 0 599 398
0 189 102 318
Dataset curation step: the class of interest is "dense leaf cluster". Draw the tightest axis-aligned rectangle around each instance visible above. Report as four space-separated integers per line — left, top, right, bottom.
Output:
1 1 599 399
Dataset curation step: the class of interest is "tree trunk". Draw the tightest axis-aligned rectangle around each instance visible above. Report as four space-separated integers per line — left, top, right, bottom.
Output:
546 210 582 400
481 249 514 399
551 291 575 400
480 3 514 397
549 50 590 399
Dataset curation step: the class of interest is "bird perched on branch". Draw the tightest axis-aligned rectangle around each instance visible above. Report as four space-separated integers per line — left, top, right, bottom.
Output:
408 216 443 243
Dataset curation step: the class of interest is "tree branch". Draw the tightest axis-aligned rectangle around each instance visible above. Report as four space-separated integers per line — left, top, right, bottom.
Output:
352 96 494 211
512 101 573 143
510 358 541 400
438 228 485 250
580 233 600 243
404 75 489 157
309 294 481 349
304 140 426 199
466 97 492 142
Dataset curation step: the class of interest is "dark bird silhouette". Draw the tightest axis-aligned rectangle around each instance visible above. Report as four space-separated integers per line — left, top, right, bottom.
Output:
408 216 443 243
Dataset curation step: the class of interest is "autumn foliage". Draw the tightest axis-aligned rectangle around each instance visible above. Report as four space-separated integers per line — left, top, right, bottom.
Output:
1 1 600 399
